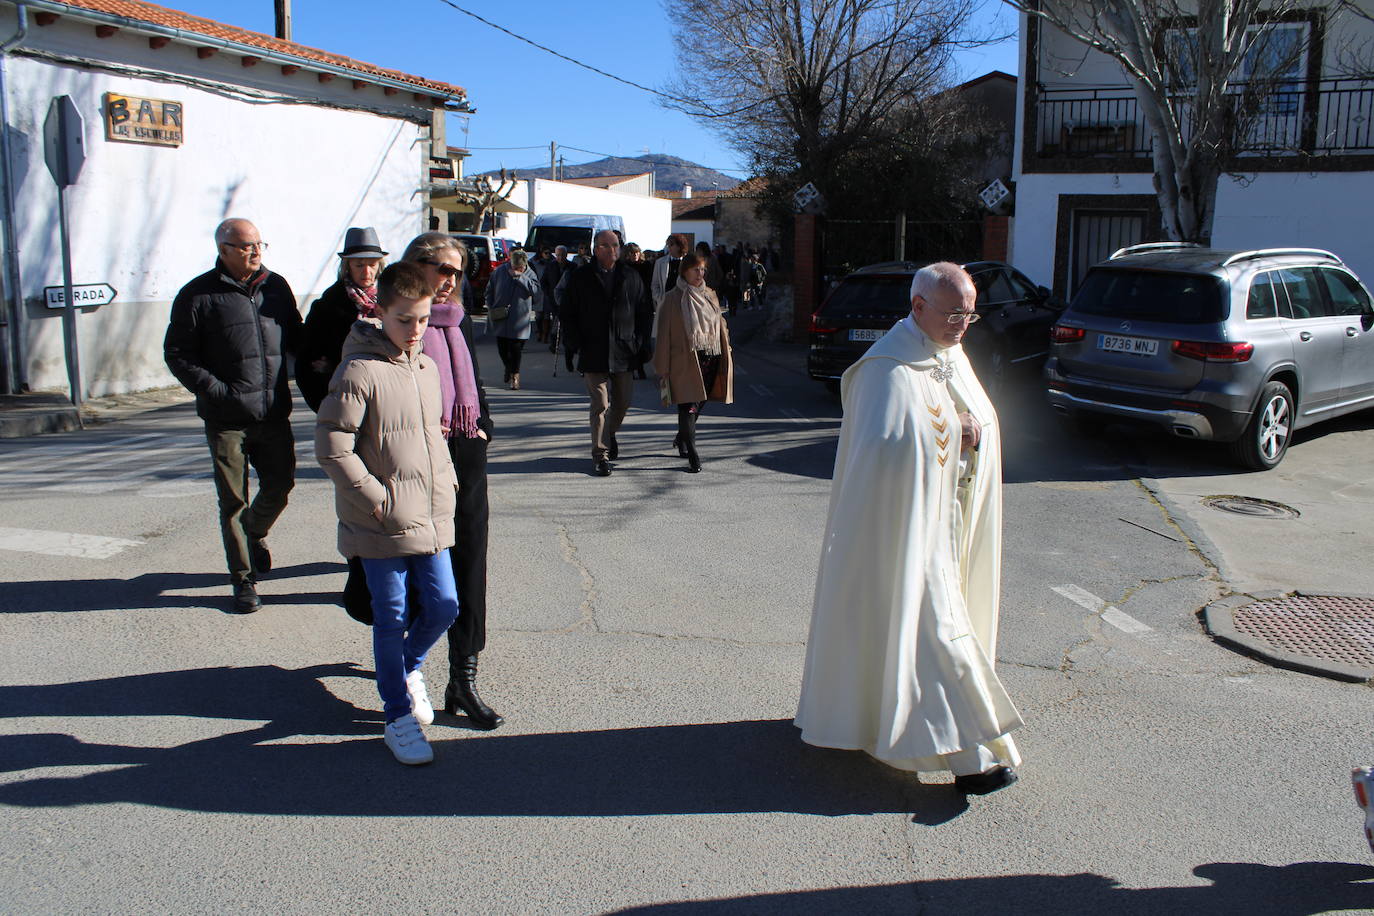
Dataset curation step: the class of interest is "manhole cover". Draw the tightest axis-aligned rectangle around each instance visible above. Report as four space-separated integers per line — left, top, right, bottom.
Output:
1233 595 1374 669
1202 495 1300 519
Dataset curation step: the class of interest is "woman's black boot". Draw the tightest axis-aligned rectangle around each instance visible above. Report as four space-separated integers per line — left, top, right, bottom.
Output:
684 411 701 473
443 654 504 730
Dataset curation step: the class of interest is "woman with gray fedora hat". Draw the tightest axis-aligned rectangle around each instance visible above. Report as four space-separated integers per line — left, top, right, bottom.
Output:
296 227 388 411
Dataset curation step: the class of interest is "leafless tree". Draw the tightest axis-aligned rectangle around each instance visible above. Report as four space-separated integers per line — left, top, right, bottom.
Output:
447 168 518 233
664 0 988 195
1009 0 1363 242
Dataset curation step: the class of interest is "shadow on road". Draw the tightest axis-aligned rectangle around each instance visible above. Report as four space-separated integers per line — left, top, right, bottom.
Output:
0 562 346 613
0 668 969 820
605 861 1374 915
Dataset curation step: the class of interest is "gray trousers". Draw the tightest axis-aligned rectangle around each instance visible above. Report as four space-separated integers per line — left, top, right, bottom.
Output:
204 417 295 584
584 371 632 460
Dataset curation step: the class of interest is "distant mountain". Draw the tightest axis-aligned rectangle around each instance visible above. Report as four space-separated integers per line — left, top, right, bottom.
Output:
480 153 741 192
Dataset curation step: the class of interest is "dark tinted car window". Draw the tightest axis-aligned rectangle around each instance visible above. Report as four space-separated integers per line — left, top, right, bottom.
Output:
817 275 912 318
1320 268 1371 316
1072 269 1225 324
973 270 1014 306
1004 269 1040 300
1246 271 1280 319
1275 267 1330 319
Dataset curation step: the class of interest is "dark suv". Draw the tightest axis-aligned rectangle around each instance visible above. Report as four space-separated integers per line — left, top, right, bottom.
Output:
807 260 1064 395
1045 244 1374 469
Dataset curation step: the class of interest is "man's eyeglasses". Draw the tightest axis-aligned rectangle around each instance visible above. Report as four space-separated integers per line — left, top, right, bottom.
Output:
421 258 462 279
939 310 981 325
222 241 268 253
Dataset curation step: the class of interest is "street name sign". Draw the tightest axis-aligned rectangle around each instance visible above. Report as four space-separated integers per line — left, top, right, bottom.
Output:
45 283 117 309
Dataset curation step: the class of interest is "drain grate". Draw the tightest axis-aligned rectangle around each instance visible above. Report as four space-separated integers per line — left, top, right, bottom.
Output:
1232 595 1374 669
1202 495 1301 520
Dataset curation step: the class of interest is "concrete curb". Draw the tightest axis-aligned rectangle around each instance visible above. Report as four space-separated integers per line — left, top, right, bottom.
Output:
1202 592 1374 683
0 393 81 438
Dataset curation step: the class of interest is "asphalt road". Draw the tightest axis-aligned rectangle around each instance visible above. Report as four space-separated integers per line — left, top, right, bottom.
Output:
1 308 1372 914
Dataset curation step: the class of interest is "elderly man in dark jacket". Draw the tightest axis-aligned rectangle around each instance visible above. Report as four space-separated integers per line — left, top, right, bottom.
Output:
164 218 302 612
560 229 652 477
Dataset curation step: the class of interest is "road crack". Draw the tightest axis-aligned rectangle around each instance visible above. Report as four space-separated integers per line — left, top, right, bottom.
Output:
554 523 600 634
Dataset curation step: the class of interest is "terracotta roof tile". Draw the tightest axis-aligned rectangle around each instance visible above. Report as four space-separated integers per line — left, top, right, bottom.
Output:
43 0 464 98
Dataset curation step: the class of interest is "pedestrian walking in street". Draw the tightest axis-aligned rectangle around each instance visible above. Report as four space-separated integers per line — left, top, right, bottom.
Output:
295 227 387 411
315 261 460 765
531 246 556 344
164 218 301 614
650 234 688 314
795 262 1023 795
488 248 542 390
653 251 734 473
404 233 504 730
560 229 653 477
623 243 654 380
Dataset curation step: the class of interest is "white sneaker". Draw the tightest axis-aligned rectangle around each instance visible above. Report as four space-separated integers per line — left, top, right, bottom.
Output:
384 713 433 765
406 669 434 725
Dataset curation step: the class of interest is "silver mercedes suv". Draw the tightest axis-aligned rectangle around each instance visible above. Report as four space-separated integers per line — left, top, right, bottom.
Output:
1044 244 1374 469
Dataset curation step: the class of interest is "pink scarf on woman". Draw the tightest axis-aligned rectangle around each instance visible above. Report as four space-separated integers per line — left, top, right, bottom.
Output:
421 301 480 438
345 280 378 318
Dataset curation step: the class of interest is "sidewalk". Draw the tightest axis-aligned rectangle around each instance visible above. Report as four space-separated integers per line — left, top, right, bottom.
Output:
0 387 193 438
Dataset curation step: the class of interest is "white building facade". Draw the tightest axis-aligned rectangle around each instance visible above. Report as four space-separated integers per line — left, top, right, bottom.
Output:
1010 3 1374 298
0 0 467 397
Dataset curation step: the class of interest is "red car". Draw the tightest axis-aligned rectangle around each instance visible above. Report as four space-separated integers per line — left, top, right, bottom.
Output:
451 234 518 309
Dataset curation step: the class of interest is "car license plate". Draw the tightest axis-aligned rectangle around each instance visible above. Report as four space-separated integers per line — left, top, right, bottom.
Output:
850 328 883 342
1097 334 1158 356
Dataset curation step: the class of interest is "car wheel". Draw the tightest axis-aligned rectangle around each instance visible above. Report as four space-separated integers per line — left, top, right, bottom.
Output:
1230 380 1294 470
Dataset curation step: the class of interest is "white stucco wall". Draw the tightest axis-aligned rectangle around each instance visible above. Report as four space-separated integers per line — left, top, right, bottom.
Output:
670 219 713 248
1011 169 1374 293
5 20 434 397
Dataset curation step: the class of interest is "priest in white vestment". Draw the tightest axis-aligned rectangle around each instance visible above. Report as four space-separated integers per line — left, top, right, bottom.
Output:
795 261 1023 795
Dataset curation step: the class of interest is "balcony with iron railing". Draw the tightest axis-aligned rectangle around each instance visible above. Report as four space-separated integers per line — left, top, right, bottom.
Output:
1031 78 1374 165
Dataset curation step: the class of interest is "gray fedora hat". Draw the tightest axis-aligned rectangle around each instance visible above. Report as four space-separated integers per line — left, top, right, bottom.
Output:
339 226 388 259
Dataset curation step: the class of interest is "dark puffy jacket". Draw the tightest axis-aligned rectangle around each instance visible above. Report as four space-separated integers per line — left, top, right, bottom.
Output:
560 260 652 373
296 280 356 412
165 261 301 425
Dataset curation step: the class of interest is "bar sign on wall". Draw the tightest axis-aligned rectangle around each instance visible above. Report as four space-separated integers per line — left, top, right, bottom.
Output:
104 92 184 147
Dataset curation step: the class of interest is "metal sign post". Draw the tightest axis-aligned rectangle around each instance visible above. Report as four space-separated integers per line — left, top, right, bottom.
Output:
43 95 86 406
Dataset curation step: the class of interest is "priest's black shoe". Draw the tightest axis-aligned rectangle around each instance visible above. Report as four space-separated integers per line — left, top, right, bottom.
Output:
953 766 1018 796
593 458 612 477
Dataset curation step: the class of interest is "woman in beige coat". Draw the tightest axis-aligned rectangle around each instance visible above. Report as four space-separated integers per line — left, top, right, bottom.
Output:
653 250 734 473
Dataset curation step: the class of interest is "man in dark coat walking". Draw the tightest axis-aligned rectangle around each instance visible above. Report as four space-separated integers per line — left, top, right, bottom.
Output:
164 218 302 612
560 229 652 477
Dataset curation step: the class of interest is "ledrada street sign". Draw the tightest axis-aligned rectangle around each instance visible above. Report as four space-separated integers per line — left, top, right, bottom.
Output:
45 283 117 309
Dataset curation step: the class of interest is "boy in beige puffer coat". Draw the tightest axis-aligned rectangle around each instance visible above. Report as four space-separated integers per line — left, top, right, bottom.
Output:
316 262 459 765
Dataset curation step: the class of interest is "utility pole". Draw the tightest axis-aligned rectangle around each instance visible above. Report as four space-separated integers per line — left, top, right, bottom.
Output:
557 155 564 181
274 0 292 41
549 140 556 180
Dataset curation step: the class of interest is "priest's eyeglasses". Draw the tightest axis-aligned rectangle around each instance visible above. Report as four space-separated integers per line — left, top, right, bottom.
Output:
939 310 981 325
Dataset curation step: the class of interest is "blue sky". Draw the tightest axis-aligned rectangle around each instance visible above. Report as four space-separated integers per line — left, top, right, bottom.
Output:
156 0 1019 178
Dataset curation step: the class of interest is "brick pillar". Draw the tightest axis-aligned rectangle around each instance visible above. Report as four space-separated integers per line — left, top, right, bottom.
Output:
982 214 1009 262
793 213 823 339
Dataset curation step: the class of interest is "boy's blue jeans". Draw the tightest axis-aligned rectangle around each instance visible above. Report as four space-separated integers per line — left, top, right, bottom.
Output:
361 551 460 723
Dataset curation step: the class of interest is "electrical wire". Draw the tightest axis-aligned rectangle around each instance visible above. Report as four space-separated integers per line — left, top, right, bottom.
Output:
431 0 687 104
428 0 771 119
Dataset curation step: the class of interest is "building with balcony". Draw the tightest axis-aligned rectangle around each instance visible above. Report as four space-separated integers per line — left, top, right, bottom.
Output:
1011 3 1374 297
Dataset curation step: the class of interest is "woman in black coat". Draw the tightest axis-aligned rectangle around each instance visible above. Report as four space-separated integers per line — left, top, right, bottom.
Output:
296 227 387 411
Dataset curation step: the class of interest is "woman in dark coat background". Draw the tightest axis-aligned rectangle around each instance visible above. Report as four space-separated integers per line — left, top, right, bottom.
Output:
328 232 504 731
296 227 387 411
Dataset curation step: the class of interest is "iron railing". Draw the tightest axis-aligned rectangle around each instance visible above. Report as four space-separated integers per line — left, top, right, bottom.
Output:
1033 78 1374 159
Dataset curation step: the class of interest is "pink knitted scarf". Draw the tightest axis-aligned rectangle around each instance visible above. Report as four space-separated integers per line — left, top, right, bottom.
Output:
422 301 480 438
